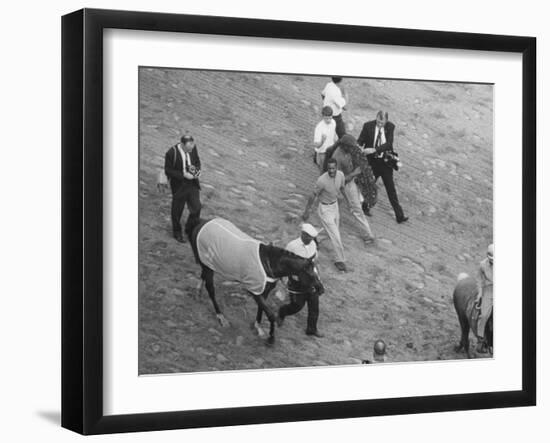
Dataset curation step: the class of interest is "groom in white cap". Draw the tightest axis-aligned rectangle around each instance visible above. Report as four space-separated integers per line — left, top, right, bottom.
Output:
277 223 324 338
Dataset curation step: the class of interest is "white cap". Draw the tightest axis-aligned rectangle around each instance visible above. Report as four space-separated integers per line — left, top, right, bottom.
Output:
301 223 318 238
487 244 494 260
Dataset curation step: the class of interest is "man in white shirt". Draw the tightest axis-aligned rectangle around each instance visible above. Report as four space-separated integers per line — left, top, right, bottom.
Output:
321 76 347 138
276 224 324 337
313 106 338 172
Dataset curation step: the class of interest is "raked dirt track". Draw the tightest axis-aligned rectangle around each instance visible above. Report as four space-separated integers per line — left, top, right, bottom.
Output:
138 68 493 374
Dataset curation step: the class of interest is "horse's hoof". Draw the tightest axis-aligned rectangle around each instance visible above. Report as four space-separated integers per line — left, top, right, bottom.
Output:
266 336 275 346
252 321 266 338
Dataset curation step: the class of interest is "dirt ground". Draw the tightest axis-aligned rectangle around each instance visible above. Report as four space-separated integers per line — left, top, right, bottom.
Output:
138 68 493 374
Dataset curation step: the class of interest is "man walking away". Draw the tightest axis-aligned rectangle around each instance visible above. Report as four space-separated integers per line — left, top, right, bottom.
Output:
321 76 347 138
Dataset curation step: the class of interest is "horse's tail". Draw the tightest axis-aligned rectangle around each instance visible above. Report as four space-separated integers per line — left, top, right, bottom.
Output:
185 215 205 241
186 217 209 264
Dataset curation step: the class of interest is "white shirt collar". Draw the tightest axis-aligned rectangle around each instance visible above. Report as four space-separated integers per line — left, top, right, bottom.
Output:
177 144 191 169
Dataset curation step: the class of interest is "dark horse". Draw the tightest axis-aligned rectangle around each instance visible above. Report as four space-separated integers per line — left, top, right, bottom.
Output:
453 273 493 358
186 217 324 344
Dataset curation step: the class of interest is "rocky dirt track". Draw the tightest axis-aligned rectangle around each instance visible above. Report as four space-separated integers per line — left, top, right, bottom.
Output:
138 68 493 374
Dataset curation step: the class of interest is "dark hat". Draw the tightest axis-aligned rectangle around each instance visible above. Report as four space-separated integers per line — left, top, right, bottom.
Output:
338 134 358 147
321 106 333 117
373 339 386 356
180 134 194 143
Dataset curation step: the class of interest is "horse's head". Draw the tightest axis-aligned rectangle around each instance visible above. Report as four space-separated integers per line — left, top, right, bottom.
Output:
295 257 325 296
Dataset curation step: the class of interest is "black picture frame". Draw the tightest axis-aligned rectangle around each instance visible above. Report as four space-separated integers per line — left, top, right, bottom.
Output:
61 8 536 435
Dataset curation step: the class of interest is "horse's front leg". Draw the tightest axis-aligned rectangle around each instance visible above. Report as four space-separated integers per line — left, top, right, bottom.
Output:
252 293 276 345
252 305 266 338
203 267 229 327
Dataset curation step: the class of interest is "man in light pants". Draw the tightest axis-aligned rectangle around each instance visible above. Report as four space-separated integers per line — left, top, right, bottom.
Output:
321 134 376 245
327 135 375 245
302 158 349 272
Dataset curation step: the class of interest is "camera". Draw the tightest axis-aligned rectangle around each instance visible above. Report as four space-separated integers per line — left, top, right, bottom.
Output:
383 150 400 171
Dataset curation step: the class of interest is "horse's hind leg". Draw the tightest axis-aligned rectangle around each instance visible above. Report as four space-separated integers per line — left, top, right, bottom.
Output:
194 269 206 301
203 267 229 327
454 312 471 356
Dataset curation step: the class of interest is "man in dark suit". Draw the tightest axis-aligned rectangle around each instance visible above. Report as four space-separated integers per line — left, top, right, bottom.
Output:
164 134 202 242
357 111 408 224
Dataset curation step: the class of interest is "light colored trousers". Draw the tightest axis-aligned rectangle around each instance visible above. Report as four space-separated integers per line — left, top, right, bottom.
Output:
343 180 374 239
317 201 345 263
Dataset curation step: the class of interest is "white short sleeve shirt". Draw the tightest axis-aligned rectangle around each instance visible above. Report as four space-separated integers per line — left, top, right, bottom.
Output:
286 238 317 260
322 82 346 116
313 119 338 153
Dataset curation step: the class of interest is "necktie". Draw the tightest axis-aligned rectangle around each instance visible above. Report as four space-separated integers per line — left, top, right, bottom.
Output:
375 129 381 148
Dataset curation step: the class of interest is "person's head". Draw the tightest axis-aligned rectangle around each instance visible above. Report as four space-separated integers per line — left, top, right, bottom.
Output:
338 134 358 149
180 134 195 152
375 111 388 128
321 105 333 123
300 223 318 245
487 243 494 265
373 339 386 362
327 158 338 177
331 76 343 84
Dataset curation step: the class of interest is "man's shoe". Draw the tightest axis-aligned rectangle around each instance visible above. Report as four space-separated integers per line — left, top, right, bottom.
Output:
174 233 185 243
306 330 325 338
476 342 489 354
397 216 409 224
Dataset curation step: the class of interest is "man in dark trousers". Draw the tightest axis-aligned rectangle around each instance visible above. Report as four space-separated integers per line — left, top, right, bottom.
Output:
357 111 408 224
164 134 202 242
276 224 324 338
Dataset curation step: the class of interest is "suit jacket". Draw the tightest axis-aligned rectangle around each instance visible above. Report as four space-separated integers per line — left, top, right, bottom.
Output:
357 120 395 154
164 144 201 193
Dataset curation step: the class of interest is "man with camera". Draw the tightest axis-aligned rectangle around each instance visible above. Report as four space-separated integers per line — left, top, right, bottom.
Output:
164 134 202 243
357 111 408 224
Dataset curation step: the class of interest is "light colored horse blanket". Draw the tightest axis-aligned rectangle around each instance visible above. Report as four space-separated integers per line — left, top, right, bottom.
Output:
196 218 275 295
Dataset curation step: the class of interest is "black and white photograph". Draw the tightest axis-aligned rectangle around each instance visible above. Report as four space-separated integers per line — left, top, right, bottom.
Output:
3 0 545 440
138 68 494 375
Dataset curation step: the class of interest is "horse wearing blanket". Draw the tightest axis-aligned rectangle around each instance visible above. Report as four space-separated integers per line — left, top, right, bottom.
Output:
186 217 324 344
